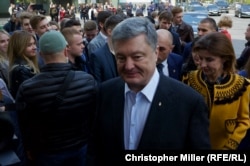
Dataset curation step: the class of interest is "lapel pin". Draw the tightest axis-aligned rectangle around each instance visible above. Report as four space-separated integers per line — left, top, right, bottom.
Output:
159 102 162 106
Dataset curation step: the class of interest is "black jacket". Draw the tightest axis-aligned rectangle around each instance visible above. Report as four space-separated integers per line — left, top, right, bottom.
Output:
16 63 97 154
237 41 250 70
9 61 36 99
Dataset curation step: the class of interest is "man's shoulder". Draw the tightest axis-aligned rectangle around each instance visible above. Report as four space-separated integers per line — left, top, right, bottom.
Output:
181 21 193 30
91 33 103 41
88 34 105 47
170 30 180 37
159 75 202 98
169 52 183 60
92 43 109 55
100 77 123 89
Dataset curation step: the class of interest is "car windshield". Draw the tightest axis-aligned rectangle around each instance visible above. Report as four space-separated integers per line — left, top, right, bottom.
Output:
190 2 202 6
189 6 207 12
242 5 250 12
217 1 228 5
207 5 218 9
183 14 207 24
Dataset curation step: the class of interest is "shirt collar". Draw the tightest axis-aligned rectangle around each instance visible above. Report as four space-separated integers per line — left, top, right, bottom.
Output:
125 68 160 102
161 58 168 66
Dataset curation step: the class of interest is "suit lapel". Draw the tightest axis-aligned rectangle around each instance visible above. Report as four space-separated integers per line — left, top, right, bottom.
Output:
167 54 175 78
104 44 117 76
137 76 176 149
111 78 125 149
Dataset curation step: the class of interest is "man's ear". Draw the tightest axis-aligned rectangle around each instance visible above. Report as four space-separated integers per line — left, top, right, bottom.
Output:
66 44 70 51
63 47 68 57
106 28 112 36
170 44 175 52
99 22 104 29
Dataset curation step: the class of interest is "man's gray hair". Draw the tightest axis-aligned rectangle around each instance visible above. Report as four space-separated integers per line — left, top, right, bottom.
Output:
111 17 157 50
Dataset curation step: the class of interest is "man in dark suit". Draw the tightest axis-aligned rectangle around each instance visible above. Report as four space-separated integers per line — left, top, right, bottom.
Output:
171 6 194 51
158 11 182 55
236 24 250 70
156 29 183 80
89 15 123 83
87 17 210 166
87 11 112 57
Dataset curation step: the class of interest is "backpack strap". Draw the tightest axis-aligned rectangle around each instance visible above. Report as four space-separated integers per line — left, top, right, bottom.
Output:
53 70 75 108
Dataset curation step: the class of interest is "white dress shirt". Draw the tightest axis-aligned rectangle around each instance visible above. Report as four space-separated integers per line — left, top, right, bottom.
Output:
124 68 160 150
161 58 169 77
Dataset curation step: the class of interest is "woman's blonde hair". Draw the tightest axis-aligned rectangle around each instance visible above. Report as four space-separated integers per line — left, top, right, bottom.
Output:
0 29 10 62
218 15 233 28
8 30 39 74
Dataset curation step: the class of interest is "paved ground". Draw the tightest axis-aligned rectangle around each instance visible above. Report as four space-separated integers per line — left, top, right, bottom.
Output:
0 17 9 28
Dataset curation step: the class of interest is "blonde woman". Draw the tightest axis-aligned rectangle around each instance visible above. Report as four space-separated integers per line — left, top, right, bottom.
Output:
8 30 39 98
0 30 10 86
217 15 233 40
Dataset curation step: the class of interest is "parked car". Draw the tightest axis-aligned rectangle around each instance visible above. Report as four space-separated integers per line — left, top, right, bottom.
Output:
235 4 250 18
186 5 209 15
183 12 208 37
215 1 229 13
189 2 203 6
207 4 221 16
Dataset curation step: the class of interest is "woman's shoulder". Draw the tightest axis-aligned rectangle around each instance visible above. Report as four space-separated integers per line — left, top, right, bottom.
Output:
10 64 33 75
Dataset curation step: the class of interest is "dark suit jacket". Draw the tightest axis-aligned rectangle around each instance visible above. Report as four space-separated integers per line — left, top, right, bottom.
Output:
167 53 183 80
89 43 118 83
170 30 182 55
176 21 194 44
87 75 210 165
236 41 250 70
87 32 106 57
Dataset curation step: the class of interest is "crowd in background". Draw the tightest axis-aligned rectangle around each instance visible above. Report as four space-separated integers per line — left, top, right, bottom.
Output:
0 1 250 166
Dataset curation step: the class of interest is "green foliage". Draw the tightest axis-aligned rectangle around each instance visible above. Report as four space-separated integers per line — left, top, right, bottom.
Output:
15 0 50 4
16 0 35 3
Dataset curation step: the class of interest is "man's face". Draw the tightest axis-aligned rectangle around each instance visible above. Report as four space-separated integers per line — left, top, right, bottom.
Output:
159 19 172 30
114 34 158 92
22 18 34 34
245 26 250 41
34 18 51 37
157 34 173 63
67 34 84 57
85 29 98 42
198 22 216 37
173 12 183 25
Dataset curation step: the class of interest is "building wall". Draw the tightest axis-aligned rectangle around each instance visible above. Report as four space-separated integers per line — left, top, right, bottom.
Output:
0 0 10 17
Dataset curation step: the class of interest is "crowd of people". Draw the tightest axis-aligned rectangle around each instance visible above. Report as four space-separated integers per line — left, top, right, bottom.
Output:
0 1 250 166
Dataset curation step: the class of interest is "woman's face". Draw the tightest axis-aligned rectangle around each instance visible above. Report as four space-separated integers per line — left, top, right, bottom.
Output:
192 52 200 67
0 33 9 54
198 50 225 81
24 37 37 58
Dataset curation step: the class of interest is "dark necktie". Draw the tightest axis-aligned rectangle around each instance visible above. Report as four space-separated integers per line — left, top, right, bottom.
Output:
157 63 164 74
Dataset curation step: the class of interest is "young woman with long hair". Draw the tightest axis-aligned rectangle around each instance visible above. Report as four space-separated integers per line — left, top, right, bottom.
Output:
8 30 39 98
0 30 10 86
